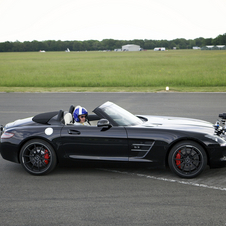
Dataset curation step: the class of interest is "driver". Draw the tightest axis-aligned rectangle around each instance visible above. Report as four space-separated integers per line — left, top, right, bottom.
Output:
73 105 90 126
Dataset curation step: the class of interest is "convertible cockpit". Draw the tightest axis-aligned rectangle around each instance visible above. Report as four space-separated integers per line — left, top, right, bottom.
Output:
32 102 144 127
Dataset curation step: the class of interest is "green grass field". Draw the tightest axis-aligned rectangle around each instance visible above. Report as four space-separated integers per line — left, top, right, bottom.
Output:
0 50 226 92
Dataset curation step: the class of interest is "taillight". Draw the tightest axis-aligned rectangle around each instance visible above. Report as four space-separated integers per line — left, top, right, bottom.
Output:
1 132 14 139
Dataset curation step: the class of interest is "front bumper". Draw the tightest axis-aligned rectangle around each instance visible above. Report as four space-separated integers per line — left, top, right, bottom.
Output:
208 146 226 168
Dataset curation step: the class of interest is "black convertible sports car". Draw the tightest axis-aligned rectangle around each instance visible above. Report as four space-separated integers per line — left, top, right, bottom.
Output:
1 101 226 178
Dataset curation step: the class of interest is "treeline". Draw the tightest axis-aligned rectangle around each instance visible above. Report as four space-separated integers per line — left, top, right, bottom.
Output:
0 33 225 52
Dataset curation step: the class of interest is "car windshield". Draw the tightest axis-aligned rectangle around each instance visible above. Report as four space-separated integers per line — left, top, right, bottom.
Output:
100 102 143 126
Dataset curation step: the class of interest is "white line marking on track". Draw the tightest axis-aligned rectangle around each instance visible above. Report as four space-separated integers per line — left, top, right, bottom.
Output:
102 169 226 191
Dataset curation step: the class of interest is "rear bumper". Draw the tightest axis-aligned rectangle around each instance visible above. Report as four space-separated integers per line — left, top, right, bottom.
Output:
0 142 20 163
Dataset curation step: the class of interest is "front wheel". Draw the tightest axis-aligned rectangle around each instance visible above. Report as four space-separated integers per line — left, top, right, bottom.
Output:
168 141 207 178
19 139 57 175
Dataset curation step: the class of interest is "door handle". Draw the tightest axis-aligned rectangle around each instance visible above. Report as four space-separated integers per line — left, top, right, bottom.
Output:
68 129 81 135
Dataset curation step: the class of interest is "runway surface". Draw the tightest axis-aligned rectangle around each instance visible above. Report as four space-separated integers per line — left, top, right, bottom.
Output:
1 92 226 225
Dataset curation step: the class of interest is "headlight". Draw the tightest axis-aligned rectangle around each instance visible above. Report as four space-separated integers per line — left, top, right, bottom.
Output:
205 134 226 146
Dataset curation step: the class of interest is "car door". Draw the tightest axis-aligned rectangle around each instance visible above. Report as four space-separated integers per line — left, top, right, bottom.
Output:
60 125 128 162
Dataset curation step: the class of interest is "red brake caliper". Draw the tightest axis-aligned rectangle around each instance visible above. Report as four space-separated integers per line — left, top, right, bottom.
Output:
176 150 181 169
44 150 50 164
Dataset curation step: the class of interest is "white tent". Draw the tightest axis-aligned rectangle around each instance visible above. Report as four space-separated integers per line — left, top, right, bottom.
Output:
216 45 225 49
206 46 214 49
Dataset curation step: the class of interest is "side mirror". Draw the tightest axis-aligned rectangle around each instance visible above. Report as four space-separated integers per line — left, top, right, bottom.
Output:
97 119 112 129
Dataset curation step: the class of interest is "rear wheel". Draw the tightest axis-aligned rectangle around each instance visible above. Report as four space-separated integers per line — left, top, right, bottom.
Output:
168 141 207 178
19 139 57 175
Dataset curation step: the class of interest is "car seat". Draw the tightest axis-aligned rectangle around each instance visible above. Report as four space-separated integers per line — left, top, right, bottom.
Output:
64 113 73 125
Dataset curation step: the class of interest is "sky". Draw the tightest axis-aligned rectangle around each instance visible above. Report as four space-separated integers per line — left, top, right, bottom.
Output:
0 0 225 43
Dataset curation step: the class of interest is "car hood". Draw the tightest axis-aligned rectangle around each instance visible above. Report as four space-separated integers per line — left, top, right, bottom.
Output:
139 115 214 133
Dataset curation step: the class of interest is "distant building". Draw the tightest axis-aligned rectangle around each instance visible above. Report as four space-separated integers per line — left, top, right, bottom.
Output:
201 45 226 50
154 47 165 51
193 46 201 50
122 44 140 51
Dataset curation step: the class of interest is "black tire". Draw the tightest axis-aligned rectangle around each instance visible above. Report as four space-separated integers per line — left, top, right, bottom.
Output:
19 139 57 175
168 141 207 178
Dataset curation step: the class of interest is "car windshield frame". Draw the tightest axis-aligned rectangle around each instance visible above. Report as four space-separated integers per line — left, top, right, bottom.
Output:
94 102 143 126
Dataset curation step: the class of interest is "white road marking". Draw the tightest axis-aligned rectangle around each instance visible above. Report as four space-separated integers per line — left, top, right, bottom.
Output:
102 169 226 191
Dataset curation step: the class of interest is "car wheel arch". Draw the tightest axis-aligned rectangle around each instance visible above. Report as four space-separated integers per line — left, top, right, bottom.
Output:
167 139 208 178
19 138 58 175
165 138 209 167
18 136 59 164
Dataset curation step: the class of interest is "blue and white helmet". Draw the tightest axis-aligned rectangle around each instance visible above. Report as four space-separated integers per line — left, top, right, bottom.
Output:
73 105 88 122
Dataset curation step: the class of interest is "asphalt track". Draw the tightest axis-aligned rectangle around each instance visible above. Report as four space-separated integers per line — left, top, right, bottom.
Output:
1 92 226 226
